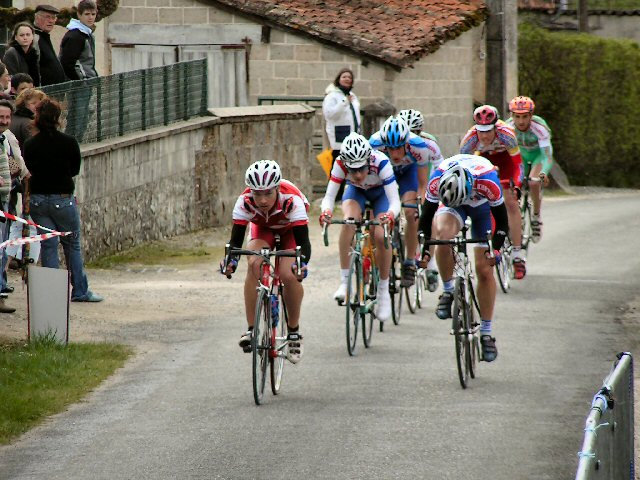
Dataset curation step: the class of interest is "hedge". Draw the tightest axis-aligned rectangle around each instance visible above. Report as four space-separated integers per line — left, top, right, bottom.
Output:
518 24 640 187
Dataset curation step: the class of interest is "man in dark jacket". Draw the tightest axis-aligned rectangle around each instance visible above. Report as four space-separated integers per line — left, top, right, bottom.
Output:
58 0 98 142
33 5 67 86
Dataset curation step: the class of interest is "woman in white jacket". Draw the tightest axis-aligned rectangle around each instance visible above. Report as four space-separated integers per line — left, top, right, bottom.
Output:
322 68 361 199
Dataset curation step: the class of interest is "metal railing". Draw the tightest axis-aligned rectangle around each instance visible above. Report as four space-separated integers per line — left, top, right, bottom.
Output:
41 59 208 144
576 352 634 479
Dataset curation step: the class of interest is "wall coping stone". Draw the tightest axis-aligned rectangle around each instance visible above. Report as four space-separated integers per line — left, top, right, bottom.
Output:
81 104 316 157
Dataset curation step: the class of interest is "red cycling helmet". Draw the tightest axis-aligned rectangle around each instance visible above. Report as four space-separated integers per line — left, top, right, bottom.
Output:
473 105 498 131
509 96 535 114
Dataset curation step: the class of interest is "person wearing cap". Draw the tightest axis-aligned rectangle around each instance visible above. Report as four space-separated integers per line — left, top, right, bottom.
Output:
459 105 527 280
33 5 67 86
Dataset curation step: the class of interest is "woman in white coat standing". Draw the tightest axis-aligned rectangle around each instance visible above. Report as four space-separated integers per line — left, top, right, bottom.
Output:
322 68 361 199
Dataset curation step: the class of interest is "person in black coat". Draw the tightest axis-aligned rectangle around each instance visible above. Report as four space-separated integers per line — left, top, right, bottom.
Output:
24 98 103 302
33 5 67 86
2 22 41 87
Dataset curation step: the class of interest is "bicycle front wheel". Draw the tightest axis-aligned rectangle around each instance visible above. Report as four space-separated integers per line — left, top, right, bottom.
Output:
496 238 512 294
270 290 288 395
467 280 481 379
346 252 361 356
390 231 404 325
521 198 533 254
452 277 470 389
252 290 270 405
362 265 377 348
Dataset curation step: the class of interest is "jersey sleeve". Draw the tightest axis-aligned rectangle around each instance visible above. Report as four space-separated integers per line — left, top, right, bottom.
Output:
474 170 504 207
459 128 479 155
285 195 309 226
378 158 396 186
530 119 552 149
231 194 254 225
369 132 385 151
406 137 430 167
425 168 444 203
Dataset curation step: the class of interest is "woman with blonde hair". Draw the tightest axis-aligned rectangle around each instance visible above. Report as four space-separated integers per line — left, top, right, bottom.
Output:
10 88 47 148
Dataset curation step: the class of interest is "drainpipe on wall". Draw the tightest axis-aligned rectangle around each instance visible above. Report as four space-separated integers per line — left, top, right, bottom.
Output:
485 0 518 118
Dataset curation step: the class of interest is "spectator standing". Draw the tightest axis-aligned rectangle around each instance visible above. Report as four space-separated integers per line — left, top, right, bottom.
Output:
0 63 11 100
9 73 34 100
59 0 98 141
2 22 41 87
0 101 17 312
33 5 67 86
7 89 44 272
322 68 361 199
24 98 103 302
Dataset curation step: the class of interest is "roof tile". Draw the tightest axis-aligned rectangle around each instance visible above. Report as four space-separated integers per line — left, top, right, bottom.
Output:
209 0 488 67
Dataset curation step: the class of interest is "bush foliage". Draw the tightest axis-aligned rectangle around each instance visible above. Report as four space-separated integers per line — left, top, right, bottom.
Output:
518 24 640 187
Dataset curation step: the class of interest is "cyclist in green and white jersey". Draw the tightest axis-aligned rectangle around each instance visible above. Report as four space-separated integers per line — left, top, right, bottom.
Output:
506 96 553 243
397 108 442 291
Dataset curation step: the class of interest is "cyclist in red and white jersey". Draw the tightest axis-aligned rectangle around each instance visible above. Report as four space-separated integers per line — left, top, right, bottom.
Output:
320 132 400 322
460 105 527 279
221 160 311 364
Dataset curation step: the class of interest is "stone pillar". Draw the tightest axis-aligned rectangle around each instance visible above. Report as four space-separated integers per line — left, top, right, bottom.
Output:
360 101 396 139
485 0 518 118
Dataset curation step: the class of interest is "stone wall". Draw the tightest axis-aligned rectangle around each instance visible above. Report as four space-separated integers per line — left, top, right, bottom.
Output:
77 105 314 261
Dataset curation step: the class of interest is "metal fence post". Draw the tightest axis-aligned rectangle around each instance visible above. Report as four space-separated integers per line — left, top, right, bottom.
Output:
96 80 102 142
118 73 125 137
163 66 169 126
200 59 208 114
141 69 147 131
183 61 189 121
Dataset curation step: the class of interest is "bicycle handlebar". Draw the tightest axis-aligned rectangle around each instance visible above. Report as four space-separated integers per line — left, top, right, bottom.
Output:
223 244 303 281
322 218 390 249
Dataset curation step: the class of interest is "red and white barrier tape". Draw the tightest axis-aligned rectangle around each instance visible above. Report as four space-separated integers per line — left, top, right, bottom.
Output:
0 231 71 250
0 210 58 234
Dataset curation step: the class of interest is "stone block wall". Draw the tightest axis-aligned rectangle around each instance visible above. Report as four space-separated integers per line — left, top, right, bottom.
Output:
77 106 314 261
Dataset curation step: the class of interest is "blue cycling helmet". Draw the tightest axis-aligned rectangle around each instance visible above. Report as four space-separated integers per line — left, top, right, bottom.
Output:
380 116 410 148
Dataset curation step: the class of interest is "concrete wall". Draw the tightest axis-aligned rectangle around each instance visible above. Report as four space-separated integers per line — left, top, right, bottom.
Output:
77 105 314 260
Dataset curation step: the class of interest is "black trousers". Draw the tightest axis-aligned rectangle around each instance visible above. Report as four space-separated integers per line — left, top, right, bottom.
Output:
331 150 345 201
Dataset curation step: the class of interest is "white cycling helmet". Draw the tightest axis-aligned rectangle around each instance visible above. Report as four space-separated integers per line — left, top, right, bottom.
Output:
438 163 473 207
398 109 424 132
339 132 371 168
380 116 410 148
245 160 282 190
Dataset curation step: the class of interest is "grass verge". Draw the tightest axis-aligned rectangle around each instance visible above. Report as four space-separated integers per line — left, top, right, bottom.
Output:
0 335 132 445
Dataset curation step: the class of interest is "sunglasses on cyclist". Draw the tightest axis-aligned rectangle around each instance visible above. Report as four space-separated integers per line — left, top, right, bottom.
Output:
345 165 368 174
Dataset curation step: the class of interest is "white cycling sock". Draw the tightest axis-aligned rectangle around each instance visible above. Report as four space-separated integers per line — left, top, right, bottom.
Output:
340 269 350 283
512 247 525 261
378 278 389 291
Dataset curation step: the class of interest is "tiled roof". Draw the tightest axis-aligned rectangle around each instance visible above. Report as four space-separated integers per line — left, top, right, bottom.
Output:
209 0 488 68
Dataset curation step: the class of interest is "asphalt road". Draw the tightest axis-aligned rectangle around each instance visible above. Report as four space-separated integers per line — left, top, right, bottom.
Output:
1 191 639 480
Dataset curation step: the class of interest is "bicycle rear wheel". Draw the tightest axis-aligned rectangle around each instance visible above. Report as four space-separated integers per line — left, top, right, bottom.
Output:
362 265 377 348
415 269 426 309
270 290 288 395
496 238 512 294
452 277 470 389
346 252 361 356
252 290 270 405
390 230 404 325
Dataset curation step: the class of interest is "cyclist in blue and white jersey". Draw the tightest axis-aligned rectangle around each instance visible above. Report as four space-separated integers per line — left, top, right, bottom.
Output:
418 154 509 362
320 132 400 322
397 108 443 292
370 116 443 288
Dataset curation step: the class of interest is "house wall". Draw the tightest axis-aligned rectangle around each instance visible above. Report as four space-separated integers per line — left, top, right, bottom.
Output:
106 1 485 157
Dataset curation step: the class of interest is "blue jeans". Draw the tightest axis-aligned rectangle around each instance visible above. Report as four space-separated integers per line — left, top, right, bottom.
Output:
30 194 89 300
65 83 94 142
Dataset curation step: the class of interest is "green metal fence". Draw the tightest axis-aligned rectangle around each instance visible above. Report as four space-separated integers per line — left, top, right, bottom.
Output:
41 59 208 144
